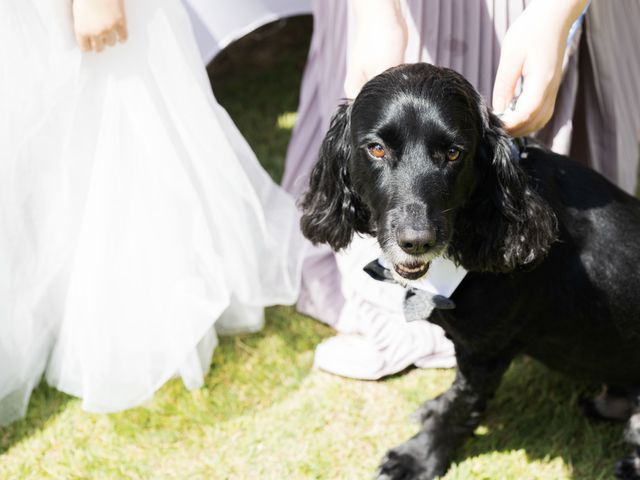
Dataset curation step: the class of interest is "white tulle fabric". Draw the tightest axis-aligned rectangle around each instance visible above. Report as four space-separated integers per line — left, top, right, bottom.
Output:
0 0 303 425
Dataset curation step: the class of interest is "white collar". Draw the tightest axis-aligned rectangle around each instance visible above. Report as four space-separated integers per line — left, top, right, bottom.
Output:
378 255 467 297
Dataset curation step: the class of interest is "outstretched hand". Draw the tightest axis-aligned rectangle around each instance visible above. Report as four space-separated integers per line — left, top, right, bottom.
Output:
492 0 589 137
73 0 128 52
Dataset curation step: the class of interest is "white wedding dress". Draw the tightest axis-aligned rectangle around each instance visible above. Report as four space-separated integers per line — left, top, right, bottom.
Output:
0 0 303 425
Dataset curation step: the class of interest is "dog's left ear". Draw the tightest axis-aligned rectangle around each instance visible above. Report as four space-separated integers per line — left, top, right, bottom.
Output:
299 103 371 251
452 100 558 272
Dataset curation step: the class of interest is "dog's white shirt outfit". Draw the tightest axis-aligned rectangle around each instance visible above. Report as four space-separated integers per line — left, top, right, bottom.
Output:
314 237 460 380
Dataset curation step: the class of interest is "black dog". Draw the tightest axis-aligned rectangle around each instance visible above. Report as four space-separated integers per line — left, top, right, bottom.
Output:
300 63 640 479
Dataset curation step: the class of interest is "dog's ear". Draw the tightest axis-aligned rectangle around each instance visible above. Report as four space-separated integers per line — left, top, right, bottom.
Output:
451 102 558 272
300 103 371 250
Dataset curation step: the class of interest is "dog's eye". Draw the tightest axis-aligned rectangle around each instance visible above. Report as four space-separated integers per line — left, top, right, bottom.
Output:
367 143 386 160
446 147 461 161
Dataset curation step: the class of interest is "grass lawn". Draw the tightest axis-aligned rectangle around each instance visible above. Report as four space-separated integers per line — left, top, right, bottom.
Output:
0 16 626 480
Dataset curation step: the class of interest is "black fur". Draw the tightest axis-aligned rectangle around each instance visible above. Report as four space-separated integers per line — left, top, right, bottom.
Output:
300 103 372 250
448 107 558 272
300 63 640 480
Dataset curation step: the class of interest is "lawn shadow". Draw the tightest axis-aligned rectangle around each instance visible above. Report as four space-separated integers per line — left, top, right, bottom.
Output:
0 381 73 455
452 357 625 478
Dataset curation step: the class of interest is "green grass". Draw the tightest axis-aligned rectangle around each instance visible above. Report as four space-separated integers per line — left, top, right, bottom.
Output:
0 16 626 480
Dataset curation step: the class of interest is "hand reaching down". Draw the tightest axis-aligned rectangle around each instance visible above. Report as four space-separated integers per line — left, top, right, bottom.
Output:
72 0 128 52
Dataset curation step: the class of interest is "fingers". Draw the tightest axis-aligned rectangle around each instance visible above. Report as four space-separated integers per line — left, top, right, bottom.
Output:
103 29 117 47
91 35 105 53
115 21 128 43
72 0 128 53
76 25 126 53
499 79 545 135
501 73 558 137
505 99 554 137
76 34 92 52
492 44 524 114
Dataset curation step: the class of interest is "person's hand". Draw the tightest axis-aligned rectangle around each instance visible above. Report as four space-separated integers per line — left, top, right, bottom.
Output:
72 0 128 53
344 0 407 99
492 0 589 137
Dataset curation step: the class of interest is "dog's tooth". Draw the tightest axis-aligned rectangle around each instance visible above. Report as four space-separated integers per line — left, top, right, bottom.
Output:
397 263 427 273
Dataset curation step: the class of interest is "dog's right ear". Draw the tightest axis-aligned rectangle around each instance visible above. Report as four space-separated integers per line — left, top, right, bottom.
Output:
300 103 371 250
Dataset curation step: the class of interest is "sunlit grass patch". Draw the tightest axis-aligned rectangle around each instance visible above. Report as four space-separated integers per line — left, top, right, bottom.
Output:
276 112 298 131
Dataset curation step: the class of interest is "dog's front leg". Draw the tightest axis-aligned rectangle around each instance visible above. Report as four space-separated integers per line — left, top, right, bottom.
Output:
376 350 513 480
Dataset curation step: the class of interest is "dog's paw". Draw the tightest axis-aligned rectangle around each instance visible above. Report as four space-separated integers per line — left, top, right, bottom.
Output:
615 450 640 479
375 436 448 480
376 450 431 480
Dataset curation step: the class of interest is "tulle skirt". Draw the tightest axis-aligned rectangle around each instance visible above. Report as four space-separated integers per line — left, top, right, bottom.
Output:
0 0 303 425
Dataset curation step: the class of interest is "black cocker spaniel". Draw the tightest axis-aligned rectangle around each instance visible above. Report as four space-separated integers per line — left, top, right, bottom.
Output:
300 63 640 480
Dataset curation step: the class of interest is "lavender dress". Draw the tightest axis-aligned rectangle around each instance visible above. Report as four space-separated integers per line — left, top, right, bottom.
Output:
282 0 640 327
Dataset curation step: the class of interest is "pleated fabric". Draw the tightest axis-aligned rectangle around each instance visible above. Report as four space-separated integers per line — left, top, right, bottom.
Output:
282 0 640 327
0 0 304 425
574 1 640 193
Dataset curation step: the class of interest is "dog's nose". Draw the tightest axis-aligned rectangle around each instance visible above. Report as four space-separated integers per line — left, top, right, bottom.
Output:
396 228 436 255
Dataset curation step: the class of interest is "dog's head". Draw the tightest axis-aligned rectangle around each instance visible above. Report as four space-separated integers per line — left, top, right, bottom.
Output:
300 63 557 281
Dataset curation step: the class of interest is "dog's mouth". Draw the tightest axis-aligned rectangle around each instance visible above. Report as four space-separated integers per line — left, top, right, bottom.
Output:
394 261 430 280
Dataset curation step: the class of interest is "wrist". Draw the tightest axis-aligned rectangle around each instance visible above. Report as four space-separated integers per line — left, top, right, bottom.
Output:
534 0 590 32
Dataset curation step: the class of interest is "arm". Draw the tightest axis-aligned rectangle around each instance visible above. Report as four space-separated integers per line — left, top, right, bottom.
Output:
344 0 408 99
493 0 590 137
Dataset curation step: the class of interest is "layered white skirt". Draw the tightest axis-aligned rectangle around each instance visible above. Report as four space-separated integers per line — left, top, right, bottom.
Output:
0 0 303 425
